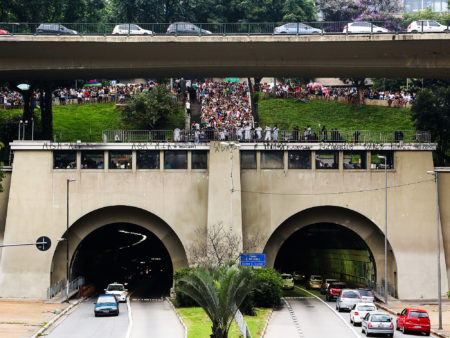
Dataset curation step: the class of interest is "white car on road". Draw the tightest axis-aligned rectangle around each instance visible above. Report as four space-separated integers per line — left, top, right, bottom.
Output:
343 22 388 33
350 303 377 325
105 282 128 302
407 20 449 33
112 24 152 35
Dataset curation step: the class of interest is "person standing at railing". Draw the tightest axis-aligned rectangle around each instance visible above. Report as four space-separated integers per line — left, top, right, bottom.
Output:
244 124 252 142
255 126 262 141
174 127 181 142
264 125 271 141
272 125 279 141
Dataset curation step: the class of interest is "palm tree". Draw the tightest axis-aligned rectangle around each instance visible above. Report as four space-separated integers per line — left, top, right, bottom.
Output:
176 265 256 338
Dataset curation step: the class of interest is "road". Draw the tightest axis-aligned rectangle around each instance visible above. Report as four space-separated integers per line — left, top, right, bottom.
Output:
46 297 184 338
266 287 410 338
46 299 129 338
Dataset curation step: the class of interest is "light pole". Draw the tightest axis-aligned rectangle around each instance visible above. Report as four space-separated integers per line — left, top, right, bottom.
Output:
220 142 240 260
427 170 442 330
378 155 388 304
66 178 76 301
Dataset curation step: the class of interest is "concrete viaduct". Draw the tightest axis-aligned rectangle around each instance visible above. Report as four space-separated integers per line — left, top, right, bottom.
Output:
0 33 449 80
0 140 449 301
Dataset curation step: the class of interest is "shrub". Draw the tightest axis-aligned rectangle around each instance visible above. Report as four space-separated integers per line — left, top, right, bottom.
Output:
173 268 197 307
251 268 283 308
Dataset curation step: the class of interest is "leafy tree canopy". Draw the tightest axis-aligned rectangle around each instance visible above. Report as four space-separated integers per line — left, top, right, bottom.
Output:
412 87 450 166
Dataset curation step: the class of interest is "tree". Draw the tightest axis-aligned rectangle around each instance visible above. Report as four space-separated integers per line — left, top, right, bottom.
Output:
176 265 256 338
411 88 450 166
121 86 180 130
188 223 263 266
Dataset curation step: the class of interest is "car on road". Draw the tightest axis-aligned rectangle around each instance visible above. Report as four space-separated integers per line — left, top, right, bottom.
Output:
306 275 322 289
407 20 449 33
350 303 377 326
105 282 127 302
361 311 394 337
343 22 388 33
326 282 347 301
321 278 339 294
274 23 321 34
293 271 306 283
94 294 119 317
281 273 294 290
166 22 212 35
358 289 375 303
112 24 152 35
36 23 77 35
336 289 361 312
396 308 430 336
0 29 10 35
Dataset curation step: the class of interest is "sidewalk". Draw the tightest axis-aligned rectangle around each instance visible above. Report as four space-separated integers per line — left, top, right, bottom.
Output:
376 299 450 338
0 299 69 338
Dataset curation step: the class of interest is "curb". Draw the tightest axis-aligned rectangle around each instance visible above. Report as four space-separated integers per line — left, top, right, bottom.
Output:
260 308 273 338
376 303 447 338
165 297 187 338
30 297 85 338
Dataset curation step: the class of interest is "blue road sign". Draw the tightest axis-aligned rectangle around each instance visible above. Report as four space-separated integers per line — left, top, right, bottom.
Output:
240 253 266 267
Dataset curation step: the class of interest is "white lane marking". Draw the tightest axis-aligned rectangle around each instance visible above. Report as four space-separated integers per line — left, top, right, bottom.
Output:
126 295 133 338
298 288 360 338
283 298 305 337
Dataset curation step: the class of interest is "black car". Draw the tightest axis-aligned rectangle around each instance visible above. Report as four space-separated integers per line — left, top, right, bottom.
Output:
166 22 212 35
36 23 77 35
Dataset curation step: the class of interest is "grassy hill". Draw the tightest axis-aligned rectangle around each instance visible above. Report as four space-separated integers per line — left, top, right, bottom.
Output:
258 98 414 131
0 99 414 143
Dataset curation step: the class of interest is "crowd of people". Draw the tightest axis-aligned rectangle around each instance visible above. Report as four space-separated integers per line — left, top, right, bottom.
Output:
261 83 416 107
0 82 156 109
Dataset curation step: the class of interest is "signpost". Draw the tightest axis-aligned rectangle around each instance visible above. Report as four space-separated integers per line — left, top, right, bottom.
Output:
0 236 51 251
240 253 266 267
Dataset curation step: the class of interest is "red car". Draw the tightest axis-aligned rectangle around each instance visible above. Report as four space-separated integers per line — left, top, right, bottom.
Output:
325 282 347 301
396 308 430 336
0 29 10 35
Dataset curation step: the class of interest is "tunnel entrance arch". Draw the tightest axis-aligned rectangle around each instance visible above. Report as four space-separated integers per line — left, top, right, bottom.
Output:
50 206 188 297
264 206 398 296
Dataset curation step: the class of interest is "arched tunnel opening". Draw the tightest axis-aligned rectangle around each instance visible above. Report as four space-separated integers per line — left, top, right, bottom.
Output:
274 223 376 287
71 223 173 298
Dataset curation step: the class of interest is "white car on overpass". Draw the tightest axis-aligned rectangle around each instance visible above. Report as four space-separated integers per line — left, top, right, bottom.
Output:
112 24 152 35
407 20 449 33
343 22 388 33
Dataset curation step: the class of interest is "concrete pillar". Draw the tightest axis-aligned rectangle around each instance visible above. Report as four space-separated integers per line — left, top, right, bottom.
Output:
207 142 243 249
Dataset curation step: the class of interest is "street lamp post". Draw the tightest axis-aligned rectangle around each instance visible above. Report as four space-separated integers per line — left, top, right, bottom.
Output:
66 178 76 301
378 155 388 304
221 142 240 260
427 170 442 330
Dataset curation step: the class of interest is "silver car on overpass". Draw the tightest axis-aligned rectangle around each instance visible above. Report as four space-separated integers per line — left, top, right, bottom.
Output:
274 23 321 34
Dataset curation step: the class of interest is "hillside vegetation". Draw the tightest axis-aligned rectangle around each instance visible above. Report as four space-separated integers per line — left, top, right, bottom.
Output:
0 99 414 143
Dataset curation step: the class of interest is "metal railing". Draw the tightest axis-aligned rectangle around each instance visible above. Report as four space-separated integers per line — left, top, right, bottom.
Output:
47 279 66 299
61 276 85 299
233 304 252 338
0 20 449 36
102 129 431 143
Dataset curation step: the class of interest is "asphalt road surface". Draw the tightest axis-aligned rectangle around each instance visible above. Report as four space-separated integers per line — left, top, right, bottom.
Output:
46 299 129 338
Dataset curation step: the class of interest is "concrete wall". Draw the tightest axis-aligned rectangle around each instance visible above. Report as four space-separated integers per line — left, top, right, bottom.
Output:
437 170 450 291
0 170 11 263
0 142 448 300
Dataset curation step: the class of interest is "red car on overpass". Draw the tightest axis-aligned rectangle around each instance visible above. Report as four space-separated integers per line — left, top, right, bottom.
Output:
0 29 10 35
396 308 430 336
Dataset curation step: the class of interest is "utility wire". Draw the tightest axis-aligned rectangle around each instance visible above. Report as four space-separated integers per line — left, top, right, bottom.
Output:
236 178 434 196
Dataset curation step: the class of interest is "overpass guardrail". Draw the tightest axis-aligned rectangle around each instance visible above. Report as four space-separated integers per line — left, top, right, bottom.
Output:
102 129 431 143
0 21 449 36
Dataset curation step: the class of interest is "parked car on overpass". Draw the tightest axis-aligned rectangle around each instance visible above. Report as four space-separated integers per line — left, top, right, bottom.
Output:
112 24 152 35
0 29 10 35
407 20 449 33
36 23 77 35
343 22 388 33
166 22 212 35
274 23 321 34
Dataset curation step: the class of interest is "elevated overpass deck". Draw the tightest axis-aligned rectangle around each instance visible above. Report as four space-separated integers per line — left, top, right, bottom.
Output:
0 33 449 79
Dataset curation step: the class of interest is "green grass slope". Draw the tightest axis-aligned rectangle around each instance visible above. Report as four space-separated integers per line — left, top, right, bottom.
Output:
258 99 414 131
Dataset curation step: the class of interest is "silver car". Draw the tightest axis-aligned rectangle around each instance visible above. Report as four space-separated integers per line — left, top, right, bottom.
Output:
274 23 321 35
361 311 394 337
358 289 375 303
336 289 361 312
